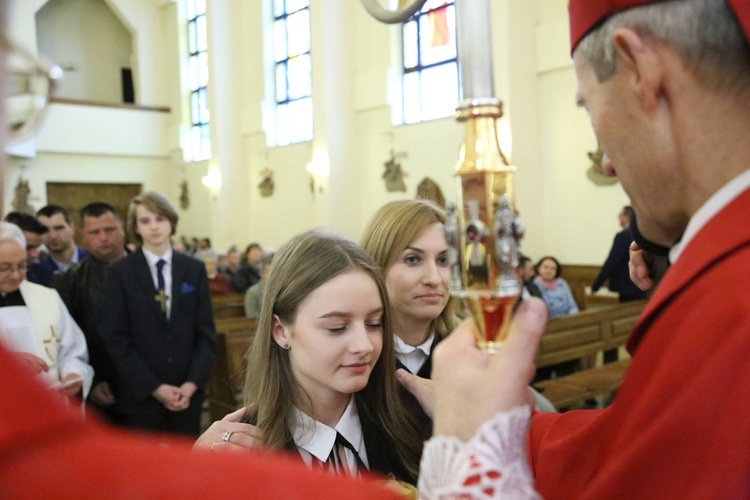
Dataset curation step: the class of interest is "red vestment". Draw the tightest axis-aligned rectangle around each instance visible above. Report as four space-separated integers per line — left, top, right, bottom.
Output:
529 188 750 499
0 346 396 498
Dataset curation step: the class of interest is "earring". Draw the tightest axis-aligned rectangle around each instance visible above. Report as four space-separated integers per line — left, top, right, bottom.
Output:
282 343 290 350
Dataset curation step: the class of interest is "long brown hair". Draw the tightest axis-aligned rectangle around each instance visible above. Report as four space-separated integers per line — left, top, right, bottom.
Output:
360 199 457 336
243 230 422 478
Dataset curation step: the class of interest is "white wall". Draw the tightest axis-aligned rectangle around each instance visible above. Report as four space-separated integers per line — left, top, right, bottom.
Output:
36 0 134 103
5 0 635 265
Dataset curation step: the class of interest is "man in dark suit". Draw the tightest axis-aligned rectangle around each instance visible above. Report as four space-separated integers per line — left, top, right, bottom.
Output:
30 205 89 286
591 205 646 302
53 202 129 421
99 192 216 436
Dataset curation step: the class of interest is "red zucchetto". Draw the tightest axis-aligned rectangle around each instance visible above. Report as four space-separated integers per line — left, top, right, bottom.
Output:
569 0 750 53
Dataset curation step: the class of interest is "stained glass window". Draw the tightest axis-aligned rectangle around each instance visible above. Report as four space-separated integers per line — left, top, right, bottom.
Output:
186 0 211 161
272 0 312 146
402 0 459 124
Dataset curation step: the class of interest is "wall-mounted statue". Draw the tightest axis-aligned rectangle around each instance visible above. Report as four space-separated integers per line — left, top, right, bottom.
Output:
587 144 619 186
259 168 274 198
416 177 446 208
179 180 190 210
382 149 408 192
12 177 34 214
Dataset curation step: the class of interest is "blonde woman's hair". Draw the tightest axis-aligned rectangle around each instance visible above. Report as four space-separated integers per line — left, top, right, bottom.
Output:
243 230 422 480
360 199 457 336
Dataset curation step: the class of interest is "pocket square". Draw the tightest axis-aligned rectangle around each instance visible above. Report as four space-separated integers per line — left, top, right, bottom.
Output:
180 282 195 294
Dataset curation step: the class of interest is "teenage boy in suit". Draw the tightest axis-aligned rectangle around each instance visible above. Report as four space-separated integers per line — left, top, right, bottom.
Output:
99 192 216 436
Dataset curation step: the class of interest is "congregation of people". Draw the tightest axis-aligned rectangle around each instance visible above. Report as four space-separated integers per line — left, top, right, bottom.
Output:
2 0 750 497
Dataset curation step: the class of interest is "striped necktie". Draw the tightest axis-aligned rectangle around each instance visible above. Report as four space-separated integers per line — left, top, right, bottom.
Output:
322 432 366 479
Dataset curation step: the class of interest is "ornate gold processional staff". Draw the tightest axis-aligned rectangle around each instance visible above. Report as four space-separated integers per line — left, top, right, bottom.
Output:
361 0 523 352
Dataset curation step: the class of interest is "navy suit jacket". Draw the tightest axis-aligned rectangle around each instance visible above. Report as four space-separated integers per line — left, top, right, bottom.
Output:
27 246 89 287
98 248 216 415
592 227 646 299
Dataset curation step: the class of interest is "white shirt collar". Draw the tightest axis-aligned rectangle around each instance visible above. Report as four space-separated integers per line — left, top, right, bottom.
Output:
393 331 435 356
669 169 750 263
142 246 173 267
290 397 366 467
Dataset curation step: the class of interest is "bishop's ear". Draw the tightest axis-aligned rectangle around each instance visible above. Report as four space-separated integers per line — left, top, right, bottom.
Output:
271 314 290 349
612 27 664 110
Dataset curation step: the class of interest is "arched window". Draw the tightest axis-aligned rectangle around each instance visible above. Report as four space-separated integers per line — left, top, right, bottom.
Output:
186 0 211 161
271 0 312 146
402 0 459 124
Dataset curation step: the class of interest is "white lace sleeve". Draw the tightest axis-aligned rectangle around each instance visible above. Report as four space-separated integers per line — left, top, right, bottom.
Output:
418 406 540 499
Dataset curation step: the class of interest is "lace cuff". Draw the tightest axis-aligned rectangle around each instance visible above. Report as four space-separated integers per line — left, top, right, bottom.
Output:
418 406 540 499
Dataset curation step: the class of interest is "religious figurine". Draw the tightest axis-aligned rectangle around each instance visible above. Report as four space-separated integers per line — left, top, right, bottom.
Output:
444 202 463 291
258 168 274 198
493 195 521 279
382 150 407 192
416 177 446 208
12 177 34 214
179 180 190 210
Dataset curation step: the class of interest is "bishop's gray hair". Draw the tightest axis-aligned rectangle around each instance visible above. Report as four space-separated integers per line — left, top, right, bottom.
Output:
576 0 750 96
0 222 27 250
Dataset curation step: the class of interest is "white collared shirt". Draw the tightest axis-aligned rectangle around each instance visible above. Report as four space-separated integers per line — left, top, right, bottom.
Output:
291 397 369 476
669 169 750 264
142 246 173 319
50 244 83 272
393 332 435 375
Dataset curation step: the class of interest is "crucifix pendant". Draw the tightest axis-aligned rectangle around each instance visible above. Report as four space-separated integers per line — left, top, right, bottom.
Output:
154 290 168 313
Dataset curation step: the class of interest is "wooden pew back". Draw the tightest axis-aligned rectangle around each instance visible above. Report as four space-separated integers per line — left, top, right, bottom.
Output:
211 293 245 319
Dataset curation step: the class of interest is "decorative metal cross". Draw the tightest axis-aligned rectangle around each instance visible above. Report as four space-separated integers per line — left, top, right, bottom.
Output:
154 290 168 313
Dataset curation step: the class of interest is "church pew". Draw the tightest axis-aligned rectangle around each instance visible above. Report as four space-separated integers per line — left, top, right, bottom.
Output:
211 293 246 319
207 317 257 421
533 300 645 410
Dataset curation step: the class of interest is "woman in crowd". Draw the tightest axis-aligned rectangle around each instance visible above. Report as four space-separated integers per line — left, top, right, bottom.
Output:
197 231 423 485
360 200 454 383
533 256 579 318
361 200 555 415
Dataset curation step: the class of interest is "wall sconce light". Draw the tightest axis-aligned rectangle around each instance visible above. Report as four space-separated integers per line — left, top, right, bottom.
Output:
202 167 222 199
306 158 329 195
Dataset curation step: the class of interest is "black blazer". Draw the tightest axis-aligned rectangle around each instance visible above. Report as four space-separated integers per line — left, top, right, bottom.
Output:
271 409 415 485
592 227 647 299
395 334 442 432
98 248 216 414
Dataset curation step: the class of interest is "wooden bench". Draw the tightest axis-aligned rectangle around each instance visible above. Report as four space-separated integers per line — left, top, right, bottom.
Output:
532 300 646 410
207 317 257 421
211 293 245 319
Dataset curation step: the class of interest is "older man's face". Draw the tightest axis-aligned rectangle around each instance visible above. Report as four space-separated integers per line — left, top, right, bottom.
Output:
0 240 27 294
82 212 124 263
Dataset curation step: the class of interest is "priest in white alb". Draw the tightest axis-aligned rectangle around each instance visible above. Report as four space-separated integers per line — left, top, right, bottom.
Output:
0 222 93 399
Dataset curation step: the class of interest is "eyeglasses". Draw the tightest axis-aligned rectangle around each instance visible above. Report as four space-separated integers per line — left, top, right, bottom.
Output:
0 262 28 276
3 36 63 143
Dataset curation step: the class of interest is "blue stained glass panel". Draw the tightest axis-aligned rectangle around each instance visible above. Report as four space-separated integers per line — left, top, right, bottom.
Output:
198 88 209 122
403 72 421 124
276 104 290 146
419 61 458 121
287 97 313 143
188 55 199 91
287 54 311 99
286 0 309 14
274 20 287 62
276 62 288 102
190 92 199 125
273 0 285 18
287 10 310 57
197 15 208 52
403 21 418 69
195 0 206 16
188 21 197 54
186 0 195 21
198 52 209 87
200 124 211 160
